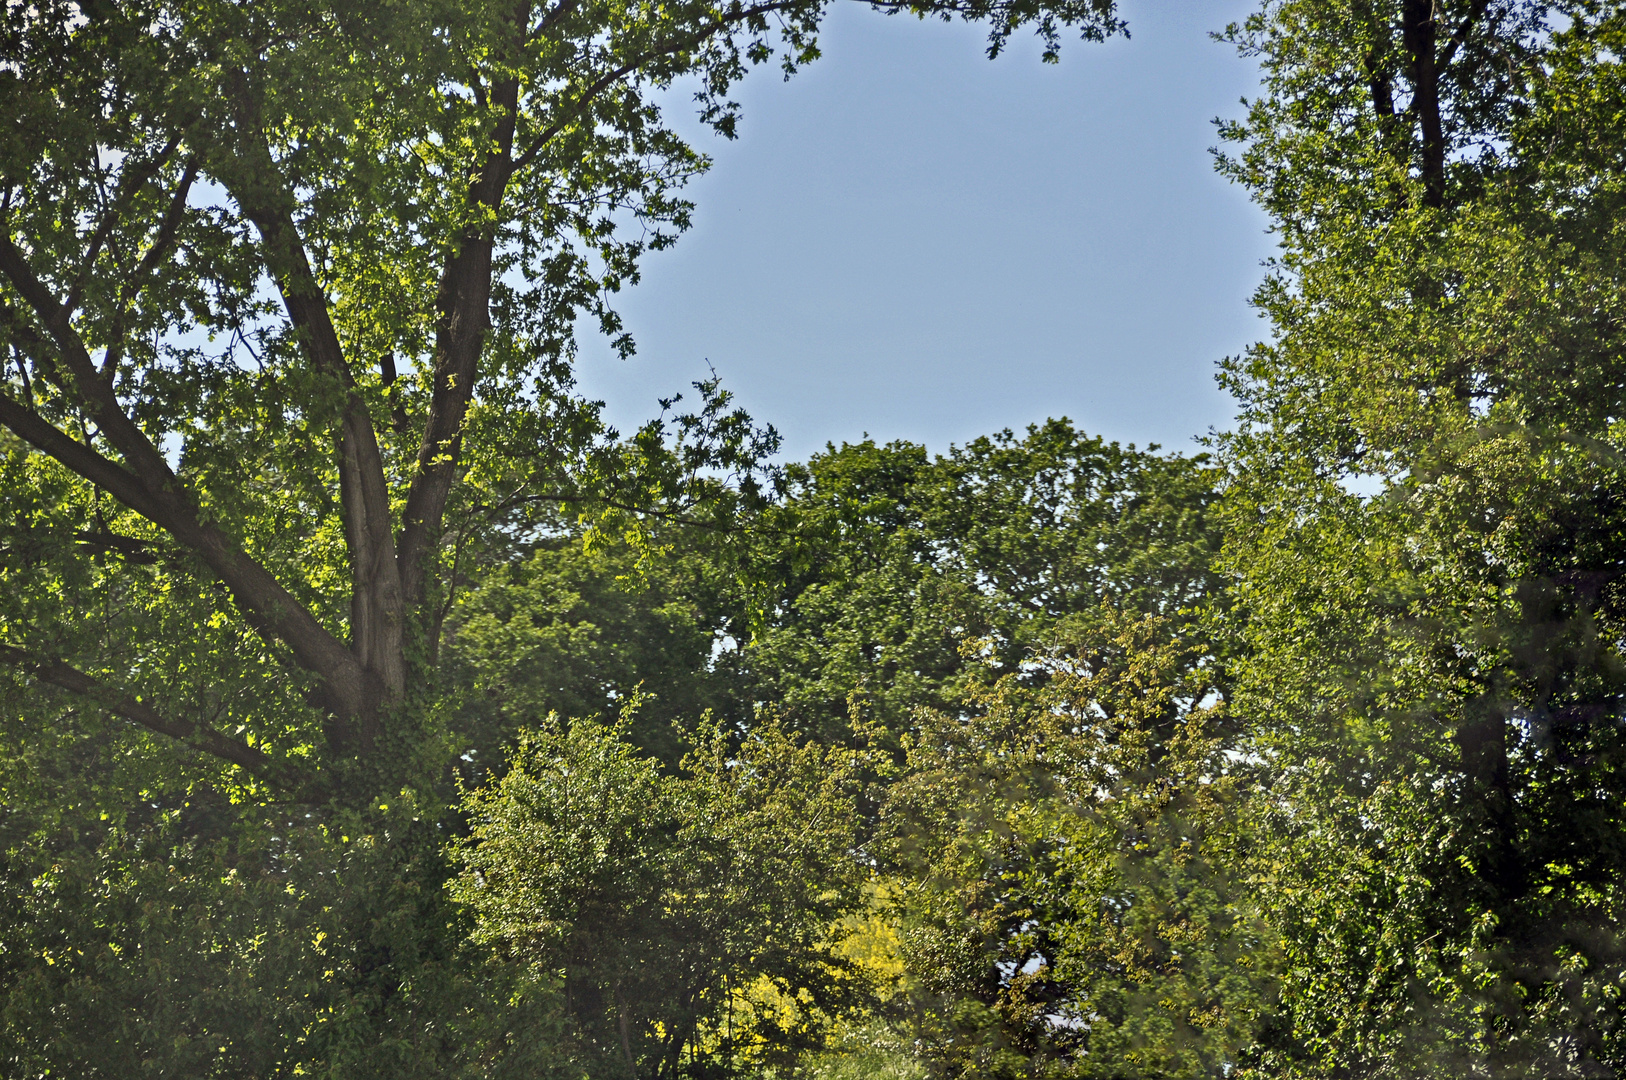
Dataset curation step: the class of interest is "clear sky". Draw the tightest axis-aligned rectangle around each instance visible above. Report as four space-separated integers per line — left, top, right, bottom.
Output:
572 0 1276 461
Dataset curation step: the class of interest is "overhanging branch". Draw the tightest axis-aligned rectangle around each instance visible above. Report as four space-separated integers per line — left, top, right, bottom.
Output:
0 644 302 783
0 238 371 717
0 369 370 724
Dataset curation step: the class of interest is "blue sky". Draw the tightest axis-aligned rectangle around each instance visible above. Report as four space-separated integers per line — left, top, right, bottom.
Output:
573 0 1276 461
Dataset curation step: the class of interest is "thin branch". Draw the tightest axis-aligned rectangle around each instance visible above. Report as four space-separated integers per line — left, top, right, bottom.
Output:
101 156 200 380
10 343 31 405
499 488 742 531
533 0 582 36
1437 0 1494 72
510 0 799 173
67 133 184 314
0 644 297 781
74 528 158 563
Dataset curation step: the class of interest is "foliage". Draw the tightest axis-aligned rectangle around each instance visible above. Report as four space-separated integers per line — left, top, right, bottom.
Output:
21 0 1626 1073
1217 1 1626 1074
444 518 737 768
732 422 1222 746
884 610 1277 1079
452 712 872 1079
0 0 1126 1070
434 420 1220 770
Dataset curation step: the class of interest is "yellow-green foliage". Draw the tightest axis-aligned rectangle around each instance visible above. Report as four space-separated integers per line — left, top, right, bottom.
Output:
886 609 1279 1079
452 710 874 1078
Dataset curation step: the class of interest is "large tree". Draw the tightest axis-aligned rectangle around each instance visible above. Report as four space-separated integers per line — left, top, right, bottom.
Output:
0 0 1120 787
1218 1 1626 1073
0 0 1122 1071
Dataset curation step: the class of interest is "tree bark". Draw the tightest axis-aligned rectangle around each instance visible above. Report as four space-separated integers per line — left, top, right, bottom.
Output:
0 645 293 780
1401 0 1446 207
397 75 521 611
1455 710 1523 899
223 94 407 720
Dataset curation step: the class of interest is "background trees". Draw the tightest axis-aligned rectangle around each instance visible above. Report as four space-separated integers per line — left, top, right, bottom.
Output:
885 610 1274 1079
454 716 871 1079
10 0 1626 1076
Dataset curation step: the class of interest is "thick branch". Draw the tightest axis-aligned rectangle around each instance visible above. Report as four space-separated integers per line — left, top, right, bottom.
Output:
0 343 370 723
0 644 286 778
1401 0 1445 207
222 105 405 706
398 1 781 607
396 74 522 608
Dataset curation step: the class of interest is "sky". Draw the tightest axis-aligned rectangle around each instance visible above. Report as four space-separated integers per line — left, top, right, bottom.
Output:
571 0 1277 461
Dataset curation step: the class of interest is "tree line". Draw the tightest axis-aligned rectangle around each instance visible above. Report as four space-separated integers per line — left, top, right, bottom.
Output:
3 0 1626 1076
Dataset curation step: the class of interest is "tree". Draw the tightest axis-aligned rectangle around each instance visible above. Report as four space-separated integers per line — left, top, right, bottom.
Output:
0 0 1123 788
726 422 1222 746
453 713 872 1079
885 610 1278 1079
444 496 742 768
1217 1 1626 1073
0 0 1125 1070
433 421 1220 762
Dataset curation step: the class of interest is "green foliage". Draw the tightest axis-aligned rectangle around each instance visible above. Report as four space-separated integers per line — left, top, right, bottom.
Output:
1216 1 1626 1074
445 528 734 767
27 0 1626 1074
0 720 495 1078
434 420 1220 773
0 0 1128 1069
452 712 872 1079
734 422 1222 745
886 611 1277 1079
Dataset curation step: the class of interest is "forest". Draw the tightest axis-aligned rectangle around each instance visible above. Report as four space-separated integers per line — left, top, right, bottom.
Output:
3 0 1626 1076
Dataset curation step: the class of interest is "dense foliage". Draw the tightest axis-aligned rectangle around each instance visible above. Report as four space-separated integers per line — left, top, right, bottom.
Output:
453 714 870 1078
7 0 1626 1077
0 0 1122 1072
1217 1 1626 1074
885 610 1273 1079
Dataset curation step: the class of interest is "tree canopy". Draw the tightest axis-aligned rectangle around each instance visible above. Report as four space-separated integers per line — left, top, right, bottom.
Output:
9 0 1626 1077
